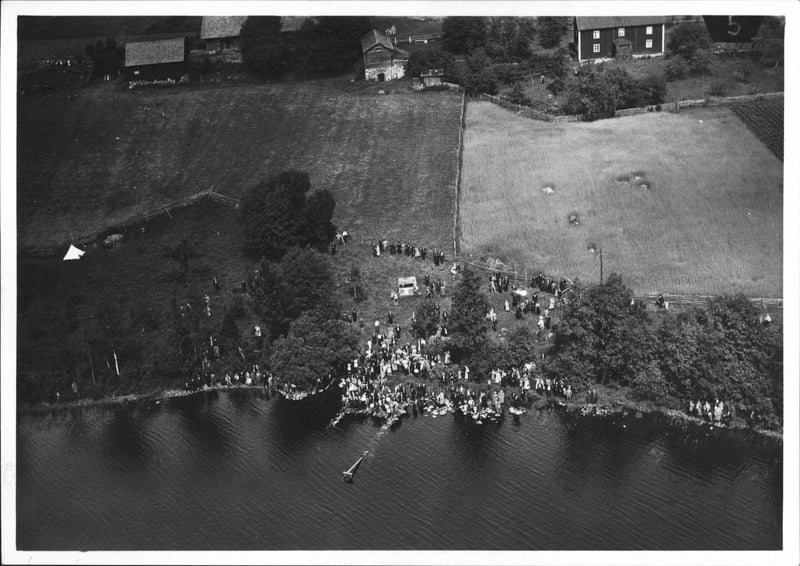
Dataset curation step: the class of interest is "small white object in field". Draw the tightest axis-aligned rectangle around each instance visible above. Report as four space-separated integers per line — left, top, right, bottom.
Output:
542 186 555 194
699 120 703 123
378 90 385 95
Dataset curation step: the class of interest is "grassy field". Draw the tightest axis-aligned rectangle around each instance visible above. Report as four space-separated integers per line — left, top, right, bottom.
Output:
18 79 462 249
17 78 464 401
459 101 783 296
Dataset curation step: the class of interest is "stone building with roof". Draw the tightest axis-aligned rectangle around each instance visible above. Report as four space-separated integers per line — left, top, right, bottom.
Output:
361 28 409 81
573 17 666 62
124 37 186 81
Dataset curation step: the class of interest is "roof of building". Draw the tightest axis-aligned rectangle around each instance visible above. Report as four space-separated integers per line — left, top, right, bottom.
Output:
125 38 185 67
574 16 667 30
200 16 248 39
361 28 395 53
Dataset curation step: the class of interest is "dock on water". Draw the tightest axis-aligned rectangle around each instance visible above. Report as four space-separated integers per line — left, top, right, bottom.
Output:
343 452 368 482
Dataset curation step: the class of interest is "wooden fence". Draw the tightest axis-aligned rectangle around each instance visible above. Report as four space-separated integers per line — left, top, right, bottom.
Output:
469 90 784 123
20 189 241 259
392 33 440 44
453 256 783 311
453 91 466 259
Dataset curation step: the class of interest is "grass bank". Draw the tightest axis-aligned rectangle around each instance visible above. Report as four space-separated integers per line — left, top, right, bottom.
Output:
459 101 783 296
18 79 462 248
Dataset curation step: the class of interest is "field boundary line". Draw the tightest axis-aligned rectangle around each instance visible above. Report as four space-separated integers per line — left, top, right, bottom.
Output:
20 189 241 259
469 90 784 123
453 90 466 260
451 256 781 308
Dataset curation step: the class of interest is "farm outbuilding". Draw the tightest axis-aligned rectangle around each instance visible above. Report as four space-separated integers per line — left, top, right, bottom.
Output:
200 16 248 59
421 68 444 88
361 28 409 81
573 17 666 62
124 37 187 81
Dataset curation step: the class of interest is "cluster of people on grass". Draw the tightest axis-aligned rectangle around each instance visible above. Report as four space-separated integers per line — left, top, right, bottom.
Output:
328 230 350 254
371 238 448 266
184 363 267 391
531 273 569 296
327 326 589 426
422 273 448 299
688 398 732 425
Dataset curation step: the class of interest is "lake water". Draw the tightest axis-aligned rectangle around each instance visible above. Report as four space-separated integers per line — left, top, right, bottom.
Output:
16 389 782 550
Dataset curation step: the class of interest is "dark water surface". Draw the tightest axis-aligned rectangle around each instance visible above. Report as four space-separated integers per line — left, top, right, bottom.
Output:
17 390 782 550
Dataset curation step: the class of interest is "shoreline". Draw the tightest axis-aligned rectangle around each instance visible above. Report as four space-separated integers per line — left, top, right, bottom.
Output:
16 384 269 415
16 381 783 441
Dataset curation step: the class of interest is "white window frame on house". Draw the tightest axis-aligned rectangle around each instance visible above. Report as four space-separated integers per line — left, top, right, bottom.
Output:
592 30 600 39
645 39 653 48
646 25 653 35
618 28 625 37
593 43 600 53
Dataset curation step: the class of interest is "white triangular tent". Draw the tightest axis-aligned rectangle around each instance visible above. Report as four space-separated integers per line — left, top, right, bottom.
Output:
63 244 85 261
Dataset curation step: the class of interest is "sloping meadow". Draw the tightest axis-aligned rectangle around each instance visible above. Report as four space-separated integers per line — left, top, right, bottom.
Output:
459 102 783 296
18 81 462 250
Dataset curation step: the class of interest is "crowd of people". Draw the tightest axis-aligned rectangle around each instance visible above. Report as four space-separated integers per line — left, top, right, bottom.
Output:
370 238 449 266
184 363 269 392
688 398 732 425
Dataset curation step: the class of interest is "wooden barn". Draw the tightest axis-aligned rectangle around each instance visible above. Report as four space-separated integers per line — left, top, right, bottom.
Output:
125 37 186 81
200 16 247 55
361 28 409 81
573 17 666 62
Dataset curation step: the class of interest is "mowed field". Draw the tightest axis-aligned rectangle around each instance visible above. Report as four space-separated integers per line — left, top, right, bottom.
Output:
459 102 783 296
17 81 462 250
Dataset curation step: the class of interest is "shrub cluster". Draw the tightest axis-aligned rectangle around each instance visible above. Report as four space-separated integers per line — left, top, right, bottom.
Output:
562 64 666 120
547 275 782 427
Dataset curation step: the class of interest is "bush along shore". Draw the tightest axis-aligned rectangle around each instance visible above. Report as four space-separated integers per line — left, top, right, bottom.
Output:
325 266 782 435
20 263 782 439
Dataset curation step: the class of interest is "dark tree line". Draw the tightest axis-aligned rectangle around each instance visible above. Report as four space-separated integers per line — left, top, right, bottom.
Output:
437 268 781 427
547 275 782 426
241 16 373 79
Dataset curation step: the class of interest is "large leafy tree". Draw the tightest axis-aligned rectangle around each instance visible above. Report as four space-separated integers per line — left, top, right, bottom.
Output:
537 17 568 48
548 274 657 388
448 49 498 95
667 22 712 58
412 299 441 339
562 65 626 120
655 295 782 422
253 247 340 338
442 17 487 54
241 16 287 79
287 17 373 76
85 37 124 78
406 48 457 78
507 325 536 368
304 189 337 247
269 309 360 390
241 170 336 259
485 17 536 62
448 267 489 361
